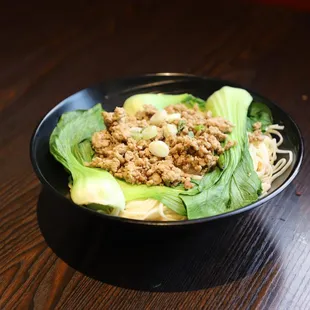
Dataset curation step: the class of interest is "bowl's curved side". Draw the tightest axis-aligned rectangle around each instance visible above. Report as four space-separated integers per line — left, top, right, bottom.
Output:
30 73 304 227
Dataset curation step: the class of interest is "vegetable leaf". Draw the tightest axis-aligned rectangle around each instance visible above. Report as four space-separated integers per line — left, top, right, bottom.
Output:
247 102 273 132
229 144 262 208
118 181 198 216
182 86 262 219
73 139 94 164
49 104 126 212
194 124 205 131
123 93 206 116
177 120 186 133
188 131 195 138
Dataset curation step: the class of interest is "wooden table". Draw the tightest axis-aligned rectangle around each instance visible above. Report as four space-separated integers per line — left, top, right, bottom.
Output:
1 1 309 309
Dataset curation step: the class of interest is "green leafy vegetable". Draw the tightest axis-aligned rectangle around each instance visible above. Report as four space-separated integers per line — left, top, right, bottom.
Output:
194 124 205 131
217 154 225 170
73 139 94 164
50 104 126 213
118 181 197 216
181 86 262 219
229 147 262 208
247 102 273 132
123 93 206 116
177 120 186 133
188 131 195 138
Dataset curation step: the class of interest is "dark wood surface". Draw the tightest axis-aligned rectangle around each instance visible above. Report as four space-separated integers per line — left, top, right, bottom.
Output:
1 1 310 309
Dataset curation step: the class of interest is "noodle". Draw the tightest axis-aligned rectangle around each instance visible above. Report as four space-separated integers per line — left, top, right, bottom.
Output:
119 199 186 221
249 124 293 195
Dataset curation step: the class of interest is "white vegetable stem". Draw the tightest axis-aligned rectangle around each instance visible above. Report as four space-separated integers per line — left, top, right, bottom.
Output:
149 141 170 157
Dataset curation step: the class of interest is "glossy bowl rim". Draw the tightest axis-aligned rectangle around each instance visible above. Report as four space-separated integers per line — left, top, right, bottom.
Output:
30 72 305 226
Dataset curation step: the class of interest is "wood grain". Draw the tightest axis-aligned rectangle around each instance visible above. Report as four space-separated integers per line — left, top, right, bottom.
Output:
0 0 310 309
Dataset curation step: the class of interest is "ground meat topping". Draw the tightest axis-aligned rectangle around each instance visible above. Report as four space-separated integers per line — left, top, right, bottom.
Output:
88 103 235 189
248 122 264 143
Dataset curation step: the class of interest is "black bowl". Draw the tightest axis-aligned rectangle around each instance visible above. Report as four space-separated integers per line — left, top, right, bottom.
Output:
30 73 304 229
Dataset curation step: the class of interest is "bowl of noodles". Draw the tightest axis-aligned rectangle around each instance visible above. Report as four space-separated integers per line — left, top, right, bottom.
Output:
30 73 304 226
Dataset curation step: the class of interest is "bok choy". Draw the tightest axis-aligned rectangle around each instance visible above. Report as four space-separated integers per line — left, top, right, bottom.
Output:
49 104 126 214
181 87 262 218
